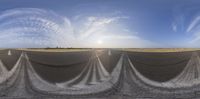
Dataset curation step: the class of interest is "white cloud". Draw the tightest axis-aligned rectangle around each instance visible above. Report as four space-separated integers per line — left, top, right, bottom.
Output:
172 22 177 32
76 16 129 39
71 15 159 48
0 8 158 48
186 16 200 33
183 15 200 47
0 8 74 48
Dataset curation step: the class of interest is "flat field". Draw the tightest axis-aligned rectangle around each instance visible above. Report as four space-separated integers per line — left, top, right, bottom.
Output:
0 48 199 98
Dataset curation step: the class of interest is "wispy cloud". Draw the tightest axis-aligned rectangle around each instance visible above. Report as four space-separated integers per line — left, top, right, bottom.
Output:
77 16 128 38
171 10 200 47
186 16 200 33
72 15 158 48
184 15 200 47
0 8 74 48
172 22 177 32
0 8 157 48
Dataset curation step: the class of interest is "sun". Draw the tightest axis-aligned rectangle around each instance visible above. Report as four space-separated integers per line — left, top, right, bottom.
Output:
97 40 103 44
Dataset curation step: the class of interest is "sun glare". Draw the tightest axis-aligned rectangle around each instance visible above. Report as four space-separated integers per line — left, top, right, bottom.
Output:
97 40 103 44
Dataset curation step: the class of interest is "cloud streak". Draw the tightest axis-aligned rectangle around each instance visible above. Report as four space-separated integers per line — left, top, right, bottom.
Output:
172 8 200 47
77 16 128 38
0 8 74 48
185 15 200 47
0 8 157 48
72 15 159 48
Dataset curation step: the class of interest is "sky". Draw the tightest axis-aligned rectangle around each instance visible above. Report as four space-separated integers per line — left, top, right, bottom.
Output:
0 0 200 48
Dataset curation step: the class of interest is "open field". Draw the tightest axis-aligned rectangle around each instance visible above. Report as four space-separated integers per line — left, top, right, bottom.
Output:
1 48 200 52
2 48 200 52
17 48 92 52
125 48 200 52
0 49 200 98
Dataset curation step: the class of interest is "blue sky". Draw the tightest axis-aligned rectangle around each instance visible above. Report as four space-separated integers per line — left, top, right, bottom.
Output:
0 0 200 48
